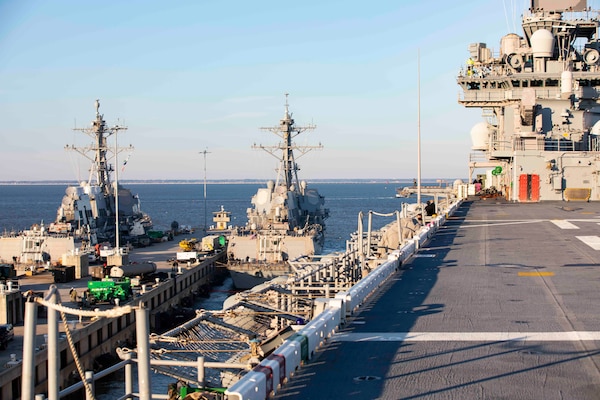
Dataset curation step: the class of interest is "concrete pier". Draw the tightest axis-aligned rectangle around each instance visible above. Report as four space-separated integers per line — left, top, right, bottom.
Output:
0 234 225 399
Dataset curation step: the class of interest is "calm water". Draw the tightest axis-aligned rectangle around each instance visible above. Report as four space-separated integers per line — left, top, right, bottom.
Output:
0 182 416 398
0 182 416 254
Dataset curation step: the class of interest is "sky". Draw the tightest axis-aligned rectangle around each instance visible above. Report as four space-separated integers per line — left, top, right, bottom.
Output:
0 0 541 181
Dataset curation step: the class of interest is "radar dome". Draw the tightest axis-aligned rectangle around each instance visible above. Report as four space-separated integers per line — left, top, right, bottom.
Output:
531 29 554 58
470 122 489 150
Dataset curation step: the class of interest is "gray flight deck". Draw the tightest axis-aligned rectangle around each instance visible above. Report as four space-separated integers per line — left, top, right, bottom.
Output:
274 198 600 399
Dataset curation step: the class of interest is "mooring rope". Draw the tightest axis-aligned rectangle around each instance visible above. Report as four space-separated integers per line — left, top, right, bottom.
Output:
60 307 95 400
35 297 134 318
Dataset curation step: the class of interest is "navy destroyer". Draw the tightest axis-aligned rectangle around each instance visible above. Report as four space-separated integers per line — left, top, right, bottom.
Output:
226 95 329 289
0 100 151 266
458 0 600 201
51 99 152 246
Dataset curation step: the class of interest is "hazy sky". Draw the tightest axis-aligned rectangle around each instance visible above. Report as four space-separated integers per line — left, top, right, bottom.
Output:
0 0 546 181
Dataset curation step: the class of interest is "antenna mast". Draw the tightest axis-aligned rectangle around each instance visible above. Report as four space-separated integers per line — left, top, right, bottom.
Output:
254 93 322 191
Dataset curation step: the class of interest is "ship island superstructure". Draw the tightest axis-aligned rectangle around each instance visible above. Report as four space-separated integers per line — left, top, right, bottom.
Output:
458 0 600 201
226 95 329 289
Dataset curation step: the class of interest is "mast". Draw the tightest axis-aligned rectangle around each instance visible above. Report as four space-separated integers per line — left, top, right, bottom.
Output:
199 148 211 232
66 99 131 197
254 94 322 192
417 50 422 218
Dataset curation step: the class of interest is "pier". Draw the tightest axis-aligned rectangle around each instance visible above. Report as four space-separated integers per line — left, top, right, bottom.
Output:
0 235 225 399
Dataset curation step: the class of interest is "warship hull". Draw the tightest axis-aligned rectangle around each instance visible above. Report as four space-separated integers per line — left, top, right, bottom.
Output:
223 95 329 289
226 232 323 289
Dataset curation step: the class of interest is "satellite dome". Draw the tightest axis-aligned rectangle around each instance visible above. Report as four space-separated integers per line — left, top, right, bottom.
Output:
470 122 489 150
531 29 554 58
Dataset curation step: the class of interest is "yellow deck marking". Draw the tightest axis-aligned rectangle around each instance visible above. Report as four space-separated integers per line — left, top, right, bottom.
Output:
518 271 554 277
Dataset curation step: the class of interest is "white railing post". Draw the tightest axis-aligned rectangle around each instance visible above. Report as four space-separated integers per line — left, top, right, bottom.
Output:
85 371 94 400
125 350 134 396
48 290 59 400
135 305 152 400
22 298 38 400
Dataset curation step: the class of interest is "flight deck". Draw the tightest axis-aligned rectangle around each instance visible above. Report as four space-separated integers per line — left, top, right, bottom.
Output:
274 198 600 399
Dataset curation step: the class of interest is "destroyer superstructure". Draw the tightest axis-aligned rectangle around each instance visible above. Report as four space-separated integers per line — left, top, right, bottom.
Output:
458 0 600 201
0 101 151 265
226 95 329 289
52 100 151 245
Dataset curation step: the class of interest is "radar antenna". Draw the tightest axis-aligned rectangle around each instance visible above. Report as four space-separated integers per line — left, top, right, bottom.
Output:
65 99 133 196
253 94 322 191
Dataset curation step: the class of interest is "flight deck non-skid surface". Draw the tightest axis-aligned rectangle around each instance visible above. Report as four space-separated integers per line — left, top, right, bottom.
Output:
274 199 600 400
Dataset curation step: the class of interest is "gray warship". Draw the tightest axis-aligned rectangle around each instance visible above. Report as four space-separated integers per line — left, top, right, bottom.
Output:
0 100 151 265
458 0 600 201
226 95 329 289
51 100 152 247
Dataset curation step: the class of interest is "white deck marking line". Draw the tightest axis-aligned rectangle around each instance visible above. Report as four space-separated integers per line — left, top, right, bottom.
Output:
332 332 600 342
576 236 600 250
551 220 579 229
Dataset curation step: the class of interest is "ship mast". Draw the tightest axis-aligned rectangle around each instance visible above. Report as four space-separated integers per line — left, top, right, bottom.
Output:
254 94 322 192
65 99 132 197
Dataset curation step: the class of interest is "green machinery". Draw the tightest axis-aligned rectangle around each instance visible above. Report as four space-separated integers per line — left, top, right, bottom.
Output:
87 278 133 305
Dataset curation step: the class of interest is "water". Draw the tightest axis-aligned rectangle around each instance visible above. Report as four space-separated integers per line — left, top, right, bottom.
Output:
0 182 416 254
0 182 417 397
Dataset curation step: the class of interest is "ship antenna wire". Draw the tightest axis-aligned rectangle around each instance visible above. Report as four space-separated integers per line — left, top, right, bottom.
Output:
503 0 511 33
